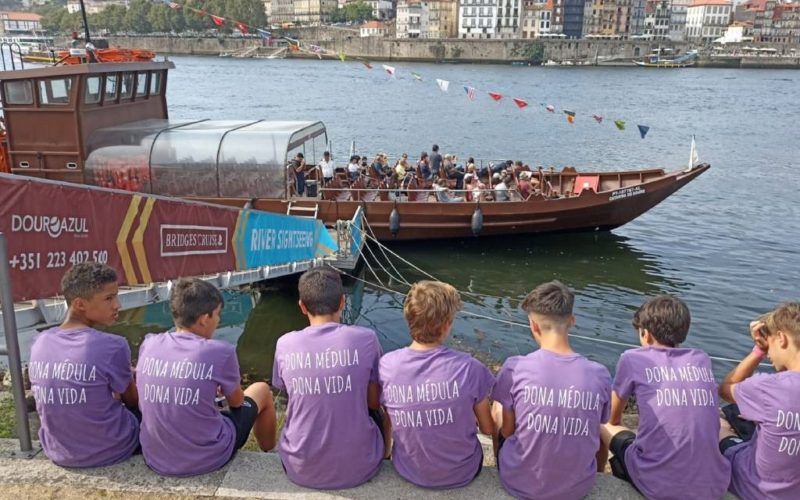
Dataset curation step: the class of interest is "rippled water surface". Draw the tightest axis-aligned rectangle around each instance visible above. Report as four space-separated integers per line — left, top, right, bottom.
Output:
109 56 798 378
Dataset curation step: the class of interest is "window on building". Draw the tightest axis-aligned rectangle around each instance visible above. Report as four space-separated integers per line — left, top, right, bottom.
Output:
3 80 33 105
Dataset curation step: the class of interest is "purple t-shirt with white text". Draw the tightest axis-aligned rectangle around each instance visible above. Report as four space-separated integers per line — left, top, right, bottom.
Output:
272 322 383 489
725 371 800 500
136 331 241 476
613 347 730 499
29 327 139 467
494 349 611 500
379 346 494 489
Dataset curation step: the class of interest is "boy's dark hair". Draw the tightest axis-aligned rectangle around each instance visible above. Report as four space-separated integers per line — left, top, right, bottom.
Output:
170 278 224 328
299 267 344 315
61 262 117 305
632 295 691 347
521 281 574 319
432 144 439 152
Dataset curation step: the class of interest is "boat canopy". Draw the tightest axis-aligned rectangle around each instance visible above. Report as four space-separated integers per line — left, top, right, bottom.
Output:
84 119 328 198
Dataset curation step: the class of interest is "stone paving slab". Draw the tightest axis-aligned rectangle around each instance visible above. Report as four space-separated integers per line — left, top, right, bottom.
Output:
0 439 644 499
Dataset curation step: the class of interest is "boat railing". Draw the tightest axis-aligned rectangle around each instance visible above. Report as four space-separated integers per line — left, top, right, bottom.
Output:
312 186 560 203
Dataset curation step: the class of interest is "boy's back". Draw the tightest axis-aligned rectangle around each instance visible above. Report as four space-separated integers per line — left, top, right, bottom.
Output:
273 322 383 489
379 346 494 489
614 347 730 498
136 331 240 476
494 349 611 500
725 371 800 499
29 326 139 467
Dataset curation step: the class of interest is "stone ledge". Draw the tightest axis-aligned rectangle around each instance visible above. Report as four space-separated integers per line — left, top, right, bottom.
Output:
0 439 642 499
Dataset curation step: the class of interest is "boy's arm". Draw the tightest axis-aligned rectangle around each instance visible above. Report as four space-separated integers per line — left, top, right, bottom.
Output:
120 381 139 408
719 321 767 403
609 391 626 426
474 398 495 435
225 386 245 408
367 382 381 410
500 407 516 438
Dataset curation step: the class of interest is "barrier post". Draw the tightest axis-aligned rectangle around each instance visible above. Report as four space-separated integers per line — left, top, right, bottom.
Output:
0 233 34 454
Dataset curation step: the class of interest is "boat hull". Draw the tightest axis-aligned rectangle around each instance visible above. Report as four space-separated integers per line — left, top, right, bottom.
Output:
201 164 709 241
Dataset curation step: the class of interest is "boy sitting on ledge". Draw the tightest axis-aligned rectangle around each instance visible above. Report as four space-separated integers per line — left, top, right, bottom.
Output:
493 281 612 499
719 302 800 499
272 267 385 489
600 295 730 499
29 262 140 468
379 280 495 489
137 278 276 477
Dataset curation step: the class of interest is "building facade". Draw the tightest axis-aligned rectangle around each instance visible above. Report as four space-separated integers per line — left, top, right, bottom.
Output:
397 0 423 37
561 0 587 37
271 0 296 24
668 0 690 40
685 0 732 43
294 0 338 24
458 0 499 38
0 11 42 35
521 0 553 38
755 0 800 43
495 0 522 37
643 0 672 38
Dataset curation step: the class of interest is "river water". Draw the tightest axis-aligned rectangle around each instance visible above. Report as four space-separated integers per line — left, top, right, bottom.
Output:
106 55 798 379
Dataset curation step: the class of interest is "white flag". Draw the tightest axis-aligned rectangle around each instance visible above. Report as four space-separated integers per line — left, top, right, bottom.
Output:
382 64 395 76
687 135 699 172
436 79 450 92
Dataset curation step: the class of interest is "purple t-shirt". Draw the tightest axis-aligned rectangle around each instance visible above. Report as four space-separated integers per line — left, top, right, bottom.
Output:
379 346 494 489
29 326 139 467
136 331 241 477
725 371 800 500
272 322 383 489
494 349 611 500
613 347 731 499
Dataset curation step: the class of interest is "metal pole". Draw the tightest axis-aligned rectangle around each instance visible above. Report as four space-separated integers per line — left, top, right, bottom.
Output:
78 0 92 45
0 233 33 452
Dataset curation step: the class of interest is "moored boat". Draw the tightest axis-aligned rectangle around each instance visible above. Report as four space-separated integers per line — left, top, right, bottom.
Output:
0 49 709 242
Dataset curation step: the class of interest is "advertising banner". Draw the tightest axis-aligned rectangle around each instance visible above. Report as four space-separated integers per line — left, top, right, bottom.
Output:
0 174 336 302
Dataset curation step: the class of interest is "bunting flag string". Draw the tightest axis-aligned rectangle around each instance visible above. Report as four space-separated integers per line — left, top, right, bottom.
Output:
157 0 653 139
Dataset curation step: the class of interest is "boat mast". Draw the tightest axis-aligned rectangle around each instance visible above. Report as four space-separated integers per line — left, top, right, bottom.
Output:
78 0 91 45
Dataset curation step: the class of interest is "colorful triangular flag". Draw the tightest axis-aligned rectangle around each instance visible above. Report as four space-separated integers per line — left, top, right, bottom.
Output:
563 109 576 124
362 61 373 69
236 22 248 34
338 51 346 62
257 29 271 39
168 1 180 8
464 86 476 101
614 120 626 131
382 64 395 76
513 98 528 109
637 125 650 139
411 72 423 81
210 15 225 26
545 104 555 113
488 91 503 101
592 114 603 123
436 79 450 92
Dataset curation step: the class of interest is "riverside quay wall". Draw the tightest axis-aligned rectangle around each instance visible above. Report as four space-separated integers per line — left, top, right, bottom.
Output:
87 33 800 67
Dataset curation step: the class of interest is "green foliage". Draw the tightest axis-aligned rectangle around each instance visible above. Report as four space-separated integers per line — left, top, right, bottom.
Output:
0 397 15 439
89 4 127 33
331 1 374 23
513 41 545 63
125 0 153 33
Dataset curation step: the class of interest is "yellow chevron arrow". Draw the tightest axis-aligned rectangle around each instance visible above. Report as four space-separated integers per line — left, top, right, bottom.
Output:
131 197 155 284
116 196 141 285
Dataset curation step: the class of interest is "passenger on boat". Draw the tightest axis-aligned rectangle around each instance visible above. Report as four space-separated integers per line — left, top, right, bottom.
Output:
318 151 334 186
444 154 465 190
291 152 307 196
370 153 391 182
434 179 464 203
518 171 533 200
395 153 409 178
417 152 432 181
347 156 361 181
494 175 511 202
430 144 443 179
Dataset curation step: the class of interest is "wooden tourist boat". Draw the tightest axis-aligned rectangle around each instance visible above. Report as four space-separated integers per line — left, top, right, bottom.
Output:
0 52 709 241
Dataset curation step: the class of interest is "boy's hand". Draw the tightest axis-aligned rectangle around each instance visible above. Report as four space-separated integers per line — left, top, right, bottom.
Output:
749 320 769 352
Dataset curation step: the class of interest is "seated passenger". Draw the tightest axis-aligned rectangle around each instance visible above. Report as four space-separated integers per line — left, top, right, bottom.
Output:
600 296 730 498
493 281 612 499
272 268 385 489
137 279 277 476
380 281 494 489
434 179 464 203
718 302 800 500
29 263 139 468
417 152 432 182
494 175 511 202
444 154 465 190
347 156 361 181
518 171 533 199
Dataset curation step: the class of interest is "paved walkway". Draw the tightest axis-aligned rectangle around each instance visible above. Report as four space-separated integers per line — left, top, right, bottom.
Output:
0 438 645 499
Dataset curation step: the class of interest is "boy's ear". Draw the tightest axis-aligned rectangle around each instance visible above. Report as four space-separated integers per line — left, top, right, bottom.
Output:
777 330 790 350
298 299 309 316
568 314 576 328
337 295 346 312
529 315 540 334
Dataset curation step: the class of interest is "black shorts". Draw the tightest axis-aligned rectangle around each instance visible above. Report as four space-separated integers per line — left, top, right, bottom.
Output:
720 436 745 454
222 396 260 451
609 430 637 483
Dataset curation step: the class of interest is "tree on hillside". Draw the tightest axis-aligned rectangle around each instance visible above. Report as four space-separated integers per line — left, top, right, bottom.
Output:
38 4 68 33
90 4 127 34
331 1 373 23
181 0 208 31
124 0 153 33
